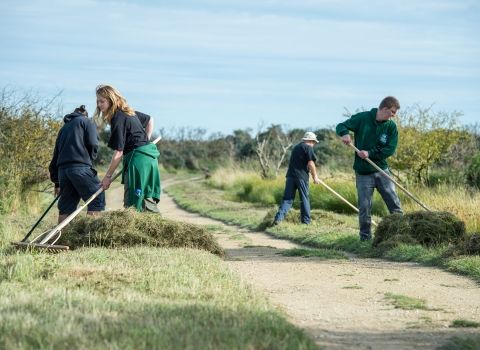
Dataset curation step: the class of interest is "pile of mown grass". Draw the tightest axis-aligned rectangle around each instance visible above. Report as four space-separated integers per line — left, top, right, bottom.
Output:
443 232 480 257
258 207 343 231
373 211 466 254
58 209 225 257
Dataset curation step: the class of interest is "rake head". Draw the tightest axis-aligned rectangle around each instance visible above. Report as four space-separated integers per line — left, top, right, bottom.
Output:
11 228 69 253
10 241 70 253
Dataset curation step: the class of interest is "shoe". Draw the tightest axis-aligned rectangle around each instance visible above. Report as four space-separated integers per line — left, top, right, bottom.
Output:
272 221 280 226
360 236 372 242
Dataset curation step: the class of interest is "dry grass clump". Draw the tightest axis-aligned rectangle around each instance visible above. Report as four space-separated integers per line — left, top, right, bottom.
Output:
258 207 342 231
443 232 480 257
373 211 466 252
58 209 225 257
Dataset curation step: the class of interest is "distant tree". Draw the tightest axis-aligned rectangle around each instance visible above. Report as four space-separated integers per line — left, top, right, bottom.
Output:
255 123 294 179
93 127 114 166
225 128 254 160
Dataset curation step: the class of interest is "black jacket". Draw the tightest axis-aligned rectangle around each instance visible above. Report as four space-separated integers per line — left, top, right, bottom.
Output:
49 112 99 187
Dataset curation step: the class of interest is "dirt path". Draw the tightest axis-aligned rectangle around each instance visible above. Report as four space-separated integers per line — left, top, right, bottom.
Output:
107 179 480 350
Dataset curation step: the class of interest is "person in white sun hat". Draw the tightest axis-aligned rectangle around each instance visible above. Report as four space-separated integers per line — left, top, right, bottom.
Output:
273 131 320 226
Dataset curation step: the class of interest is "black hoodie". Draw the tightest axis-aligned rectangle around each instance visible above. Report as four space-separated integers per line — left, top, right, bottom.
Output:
49 111 100 187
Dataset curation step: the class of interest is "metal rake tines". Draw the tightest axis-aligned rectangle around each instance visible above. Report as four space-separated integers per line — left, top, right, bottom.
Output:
11 229 70 252
11 241 70 252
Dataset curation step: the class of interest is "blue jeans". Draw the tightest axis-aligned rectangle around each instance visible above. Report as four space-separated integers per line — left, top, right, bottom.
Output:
274 177 311 224
356 169 402 240
58 167 105 214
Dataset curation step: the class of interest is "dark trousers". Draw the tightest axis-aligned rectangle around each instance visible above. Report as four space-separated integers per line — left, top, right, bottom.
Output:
356 169 402 239
274 177 311 224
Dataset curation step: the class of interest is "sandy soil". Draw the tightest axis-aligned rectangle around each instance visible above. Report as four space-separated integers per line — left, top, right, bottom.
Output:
107 179 480 350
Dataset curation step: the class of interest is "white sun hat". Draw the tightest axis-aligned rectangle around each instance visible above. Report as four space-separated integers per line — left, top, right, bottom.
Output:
301 131 319 143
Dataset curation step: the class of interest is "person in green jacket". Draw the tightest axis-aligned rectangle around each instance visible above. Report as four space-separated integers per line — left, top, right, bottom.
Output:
93 84 161 214
336 96 403 241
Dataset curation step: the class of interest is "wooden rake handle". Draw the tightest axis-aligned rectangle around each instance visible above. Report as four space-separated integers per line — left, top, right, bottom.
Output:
349 143 431 212
317 178 377 226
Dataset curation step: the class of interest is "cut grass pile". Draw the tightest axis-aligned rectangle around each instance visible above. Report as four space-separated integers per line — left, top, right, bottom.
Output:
373 211 466 254
280 247 348 260
59 209 225 257
444 231 480 257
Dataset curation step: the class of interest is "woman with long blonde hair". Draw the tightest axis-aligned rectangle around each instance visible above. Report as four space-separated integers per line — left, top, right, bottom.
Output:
94 84 161 213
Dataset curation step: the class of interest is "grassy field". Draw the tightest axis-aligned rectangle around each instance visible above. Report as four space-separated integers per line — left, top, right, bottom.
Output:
0 193 319 350
165 173 480 283
209 168 480 233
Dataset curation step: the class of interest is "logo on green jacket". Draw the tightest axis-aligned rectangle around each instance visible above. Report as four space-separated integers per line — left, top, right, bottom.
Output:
380 134 388 144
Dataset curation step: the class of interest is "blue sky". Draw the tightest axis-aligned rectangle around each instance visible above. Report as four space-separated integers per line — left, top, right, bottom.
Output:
0 0 479 136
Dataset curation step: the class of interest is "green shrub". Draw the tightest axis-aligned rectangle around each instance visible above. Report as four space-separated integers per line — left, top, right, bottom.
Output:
0 85 63 214
465 152 480 189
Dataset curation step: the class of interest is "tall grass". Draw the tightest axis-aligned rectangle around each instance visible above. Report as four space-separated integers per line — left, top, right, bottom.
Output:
0 179 44 215
401 184 480 233
208 168 480 233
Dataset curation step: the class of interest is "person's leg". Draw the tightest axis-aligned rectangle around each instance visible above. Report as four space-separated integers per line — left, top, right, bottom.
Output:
356 173 375 241
375 169 403 214
57 168 80 224
58 213 70 224
296 178 311 224
69 167 105 213
274 177 297 223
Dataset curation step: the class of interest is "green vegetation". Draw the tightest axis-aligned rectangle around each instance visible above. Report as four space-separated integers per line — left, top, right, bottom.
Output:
343 285 363 289
384 292 442 311
389 106 465 184
465 152 480 189
441 336 480 350
280 247 348 260
0 86 63 214
451 319 480 328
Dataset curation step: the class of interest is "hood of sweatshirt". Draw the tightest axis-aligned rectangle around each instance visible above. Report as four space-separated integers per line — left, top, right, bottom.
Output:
63 111 86 123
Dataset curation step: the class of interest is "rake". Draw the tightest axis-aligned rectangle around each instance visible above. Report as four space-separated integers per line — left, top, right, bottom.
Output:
11 136 162 252
349 143 431 211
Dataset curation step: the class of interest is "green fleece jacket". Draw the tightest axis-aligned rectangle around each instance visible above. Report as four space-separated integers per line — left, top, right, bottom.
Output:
336 108 399 175
122 143 161 211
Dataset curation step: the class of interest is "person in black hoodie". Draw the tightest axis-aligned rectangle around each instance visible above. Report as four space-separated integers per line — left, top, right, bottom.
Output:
49 105 105 224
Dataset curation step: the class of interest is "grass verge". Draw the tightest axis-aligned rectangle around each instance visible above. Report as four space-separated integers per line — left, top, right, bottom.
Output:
0 247 318 349
165 178 480 283
1 200 319 349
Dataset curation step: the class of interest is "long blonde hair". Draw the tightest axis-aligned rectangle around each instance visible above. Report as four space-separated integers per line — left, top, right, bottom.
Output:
93 84 135 125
